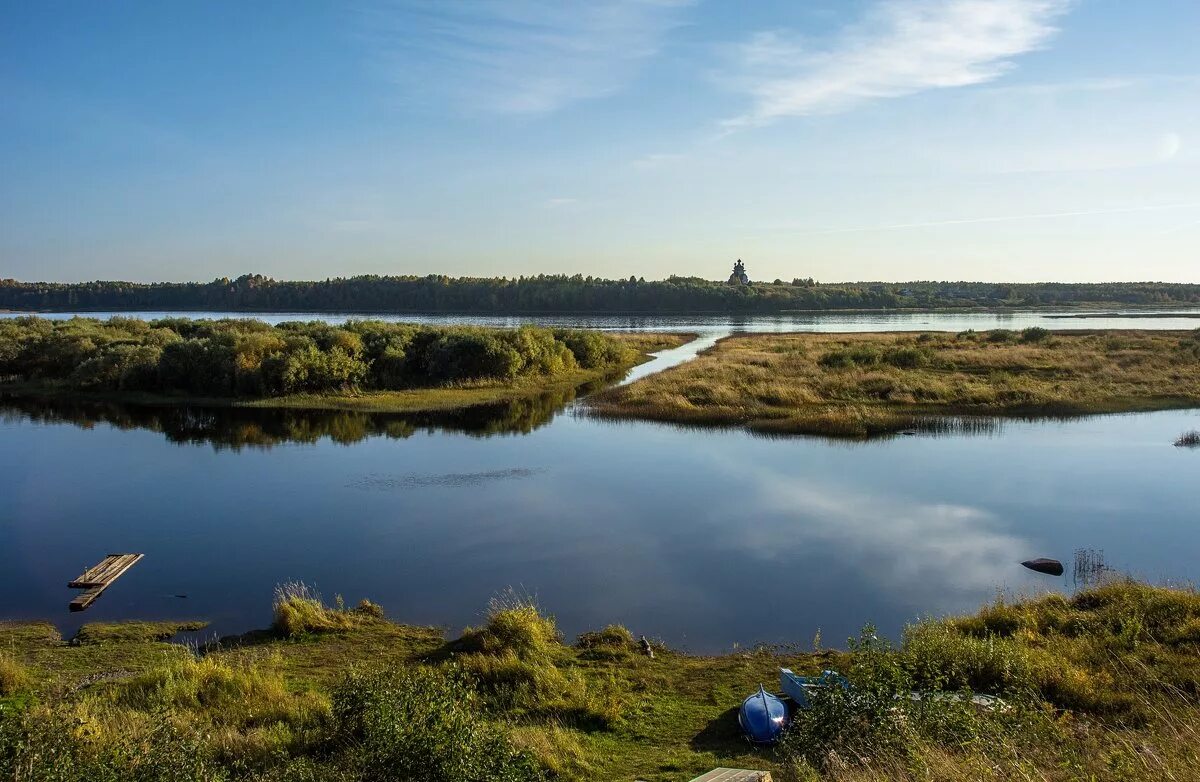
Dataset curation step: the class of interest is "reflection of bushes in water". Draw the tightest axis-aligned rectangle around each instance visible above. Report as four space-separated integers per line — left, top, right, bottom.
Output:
0 385 584 449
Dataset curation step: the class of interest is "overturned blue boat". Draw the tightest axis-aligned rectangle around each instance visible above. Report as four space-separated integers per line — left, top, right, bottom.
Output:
779 668 850 708
737 685 788 745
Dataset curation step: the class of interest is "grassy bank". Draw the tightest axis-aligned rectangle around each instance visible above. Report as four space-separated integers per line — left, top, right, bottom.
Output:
3 581 1200 781
588 329 1200 437
0 316 690 415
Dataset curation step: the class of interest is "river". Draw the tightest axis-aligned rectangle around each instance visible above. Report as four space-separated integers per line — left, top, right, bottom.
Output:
1 309 1197 651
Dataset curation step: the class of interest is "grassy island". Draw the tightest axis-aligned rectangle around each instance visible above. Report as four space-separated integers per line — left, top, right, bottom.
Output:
588 329 1200 437
2 581 1200 781
0 317 689 414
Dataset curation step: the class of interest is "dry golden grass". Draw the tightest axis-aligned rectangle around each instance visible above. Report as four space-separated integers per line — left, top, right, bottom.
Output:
589 329 1200 436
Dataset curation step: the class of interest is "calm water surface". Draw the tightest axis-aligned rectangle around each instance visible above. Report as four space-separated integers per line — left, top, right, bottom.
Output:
6 308 1200 334
1 310 1197 651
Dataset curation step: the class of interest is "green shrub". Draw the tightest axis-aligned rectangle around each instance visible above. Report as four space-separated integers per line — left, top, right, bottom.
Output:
1021 326 1051 343
883 346 933 368
330 666 542 781
818 346 882 368
0 317 632 399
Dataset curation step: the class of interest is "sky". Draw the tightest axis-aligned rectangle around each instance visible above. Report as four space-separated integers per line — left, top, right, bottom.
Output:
1 0 1198 284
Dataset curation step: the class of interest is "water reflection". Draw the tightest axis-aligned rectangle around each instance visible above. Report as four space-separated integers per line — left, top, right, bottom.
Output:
0 382 596 449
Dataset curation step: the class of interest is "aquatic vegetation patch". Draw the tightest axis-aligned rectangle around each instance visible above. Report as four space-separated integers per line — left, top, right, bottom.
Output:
590 329 1200 437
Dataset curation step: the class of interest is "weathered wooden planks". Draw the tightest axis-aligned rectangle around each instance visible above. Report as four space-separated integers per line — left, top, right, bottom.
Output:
68 553 143 611
688 770 773 782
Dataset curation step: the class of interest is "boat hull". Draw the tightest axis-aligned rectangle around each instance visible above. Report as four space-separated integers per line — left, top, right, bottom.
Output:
738 686 787 745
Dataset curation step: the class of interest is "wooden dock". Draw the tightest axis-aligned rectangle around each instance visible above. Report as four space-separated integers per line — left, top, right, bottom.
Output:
68 553 143 611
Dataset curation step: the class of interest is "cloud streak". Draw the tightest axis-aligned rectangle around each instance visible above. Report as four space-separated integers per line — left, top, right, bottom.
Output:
784 202 1200 236
722 0 1071 130
371 0 693 115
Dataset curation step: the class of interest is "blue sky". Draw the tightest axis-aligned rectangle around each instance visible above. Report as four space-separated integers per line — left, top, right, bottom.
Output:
2 0 1198 283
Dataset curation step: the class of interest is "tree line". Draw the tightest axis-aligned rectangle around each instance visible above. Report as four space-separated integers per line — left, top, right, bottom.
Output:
3 274 1198 314
0 316 634 397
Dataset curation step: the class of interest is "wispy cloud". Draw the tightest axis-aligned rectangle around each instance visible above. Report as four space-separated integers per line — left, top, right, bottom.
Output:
721 0 1071 131
631 151 686 168
784 202 1200 236
370 0 693 115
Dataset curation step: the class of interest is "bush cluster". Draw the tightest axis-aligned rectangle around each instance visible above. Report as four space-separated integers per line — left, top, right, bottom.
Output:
329 666 541 781
818 344 934 370
0 317 633 397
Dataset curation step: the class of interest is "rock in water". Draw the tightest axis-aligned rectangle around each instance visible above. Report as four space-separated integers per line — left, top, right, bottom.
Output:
1021 558 1064 576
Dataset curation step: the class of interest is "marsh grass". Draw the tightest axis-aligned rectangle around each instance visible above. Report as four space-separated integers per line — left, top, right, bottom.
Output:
589 329 1200 437
1176 429 1200 447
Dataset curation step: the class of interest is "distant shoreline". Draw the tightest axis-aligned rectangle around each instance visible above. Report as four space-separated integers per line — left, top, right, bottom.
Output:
5 303 1200 318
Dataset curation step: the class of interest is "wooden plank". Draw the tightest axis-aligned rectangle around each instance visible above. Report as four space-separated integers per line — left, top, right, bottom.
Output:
70 553 141 588
69 587 105 612
67 553 143 612
69 554 122 588
688 770 772 782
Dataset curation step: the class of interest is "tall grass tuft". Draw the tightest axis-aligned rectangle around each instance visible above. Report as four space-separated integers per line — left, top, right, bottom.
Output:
456 591 562 663
272 581 382 637
0 654 29 696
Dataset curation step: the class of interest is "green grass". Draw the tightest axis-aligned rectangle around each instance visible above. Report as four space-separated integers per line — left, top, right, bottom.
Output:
0 654 29 696
3 581 1200 780
589 329 1200 437
73 620 210 645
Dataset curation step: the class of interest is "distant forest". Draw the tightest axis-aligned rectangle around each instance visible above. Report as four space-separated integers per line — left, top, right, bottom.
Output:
3 274 1199 314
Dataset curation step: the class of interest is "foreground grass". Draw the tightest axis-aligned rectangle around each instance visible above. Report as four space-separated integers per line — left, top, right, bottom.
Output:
588 328 1200 436
2 332 692 415
3 581 1200 780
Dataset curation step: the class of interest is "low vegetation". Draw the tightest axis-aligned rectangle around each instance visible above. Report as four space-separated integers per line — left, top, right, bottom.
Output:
2 581 1200 780
589 328 1200 436
0 316 687 414
1176 430 1200 447
72 620 210 645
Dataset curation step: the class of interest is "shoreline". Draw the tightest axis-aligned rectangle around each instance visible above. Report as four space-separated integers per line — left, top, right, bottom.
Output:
5 304 1200 318
2 580 1198 781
